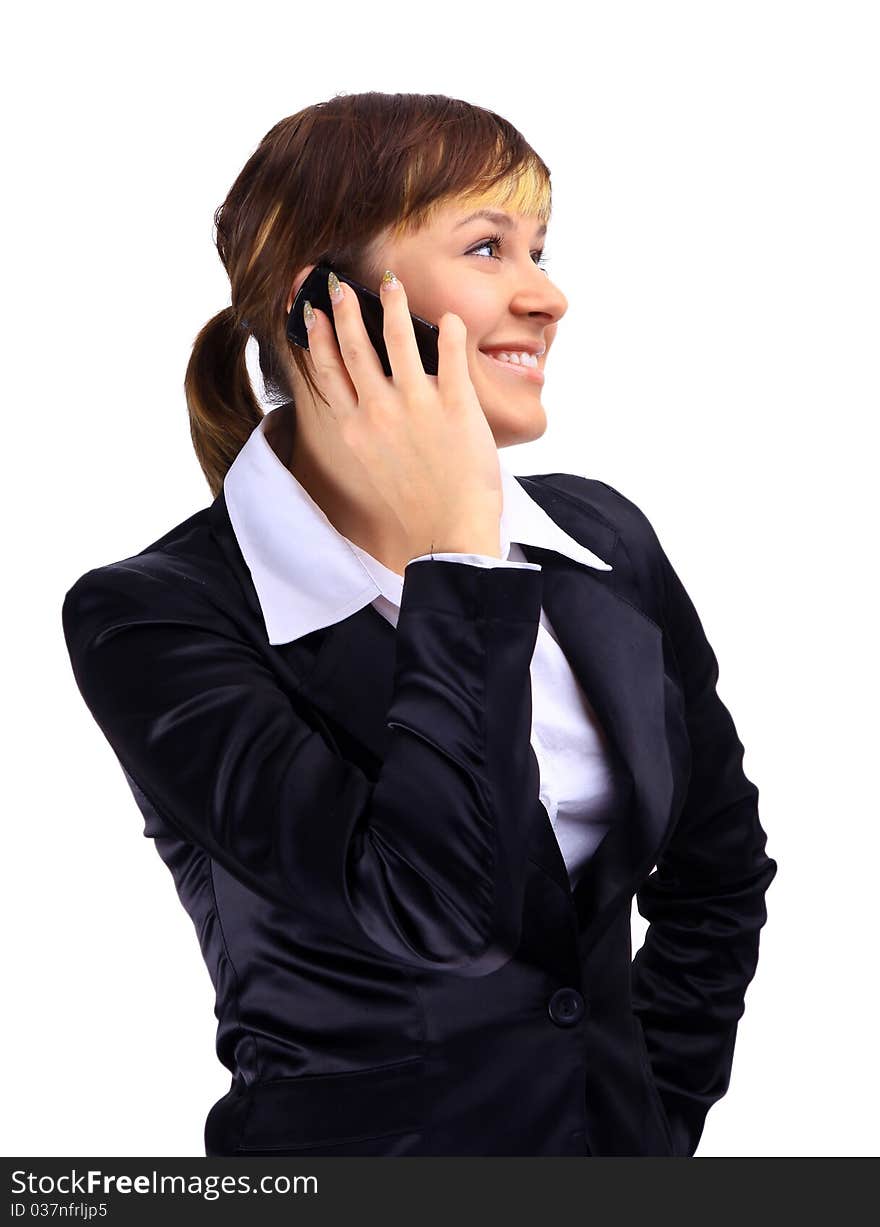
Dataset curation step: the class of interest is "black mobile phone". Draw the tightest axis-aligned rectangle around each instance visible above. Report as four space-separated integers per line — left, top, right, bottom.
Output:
286 262 440 377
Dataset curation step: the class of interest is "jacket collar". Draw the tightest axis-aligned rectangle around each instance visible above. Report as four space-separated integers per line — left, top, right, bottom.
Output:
222 403 612 646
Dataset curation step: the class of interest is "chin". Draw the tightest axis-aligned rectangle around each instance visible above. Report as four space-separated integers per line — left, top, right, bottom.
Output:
485 400 548 448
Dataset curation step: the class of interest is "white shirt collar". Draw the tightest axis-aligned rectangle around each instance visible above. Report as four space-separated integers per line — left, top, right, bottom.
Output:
224 405 612 645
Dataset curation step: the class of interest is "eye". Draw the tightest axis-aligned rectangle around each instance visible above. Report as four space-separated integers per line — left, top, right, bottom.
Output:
467 233 550 270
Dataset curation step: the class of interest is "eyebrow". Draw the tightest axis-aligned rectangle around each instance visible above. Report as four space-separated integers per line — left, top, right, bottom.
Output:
453 208 548 238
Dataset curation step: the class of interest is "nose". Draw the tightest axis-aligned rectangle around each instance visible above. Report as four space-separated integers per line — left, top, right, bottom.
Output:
512 259 568 323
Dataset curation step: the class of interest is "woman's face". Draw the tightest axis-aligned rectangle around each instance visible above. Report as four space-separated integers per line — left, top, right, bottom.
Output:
287 197 568 448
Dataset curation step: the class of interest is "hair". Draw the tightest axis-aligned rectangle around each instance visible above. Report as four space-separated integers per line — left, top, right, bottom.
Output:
184 91 552 498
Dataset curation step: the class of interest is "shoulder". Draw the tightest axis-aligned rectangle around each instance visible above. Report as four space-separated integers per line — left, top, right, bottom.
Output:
521 472 669 602
534 472 661 537
61 502 240 652
522 474 724 679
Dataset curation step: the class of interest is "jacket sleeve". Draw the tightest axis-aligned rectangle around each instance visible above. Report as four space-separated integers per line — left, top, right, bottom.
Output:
629 525 778 1157
61 556 543 976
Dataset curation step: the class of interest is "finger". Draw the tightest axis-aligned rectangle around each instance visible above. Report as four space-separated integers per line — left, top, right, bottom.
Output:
301 302 358 418
378 270 430 395
435 313 473 405
327 272 389 404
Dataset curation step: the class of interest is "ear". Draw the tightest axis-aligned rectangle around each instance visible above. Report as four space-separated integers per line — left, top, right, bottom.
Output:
286 264 317 315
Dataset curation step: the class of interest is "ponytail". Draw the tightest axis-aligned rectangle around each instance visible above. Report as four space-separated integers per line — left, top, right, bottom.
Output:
184 307 264 500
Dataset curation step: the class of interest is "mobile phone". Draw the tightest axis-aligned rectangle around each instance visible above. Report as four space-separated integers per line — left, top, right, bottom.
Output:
286 262 440 377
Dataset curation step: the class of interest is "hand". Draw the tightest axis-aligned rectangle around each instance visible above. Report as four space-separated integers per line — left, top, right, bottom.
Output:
301 270 503 560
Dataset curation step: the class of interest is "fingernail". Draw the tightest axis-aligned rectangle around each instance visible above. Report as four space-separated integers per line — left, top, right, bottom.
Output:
303 300 315 331
328 271 343 303
381 269 400 291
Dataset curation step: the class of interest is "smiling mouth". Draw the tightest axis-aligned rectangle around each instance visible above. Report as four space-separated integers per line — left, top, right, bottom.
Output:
479 350 545 385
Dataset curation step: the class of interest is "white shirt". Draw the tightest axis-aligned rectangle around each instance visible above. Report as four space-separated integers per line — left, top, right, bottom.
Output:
224 405 624 890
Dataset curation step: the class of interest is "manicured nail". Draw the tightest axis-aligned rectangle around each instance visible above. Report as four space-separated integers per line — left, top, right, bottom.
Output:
381 269 400 290
328 271 343 303
303 300 315 331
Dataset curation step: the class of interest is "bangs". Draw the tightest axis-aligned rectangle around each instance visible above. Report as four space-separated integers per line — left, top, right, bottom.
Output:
455 163 552 222
387 131 552 240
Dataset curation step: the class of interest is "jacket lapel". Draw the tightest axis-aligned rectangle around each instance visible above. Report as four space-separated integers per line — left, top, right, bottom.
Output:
514 479 690 942
519 543 684 942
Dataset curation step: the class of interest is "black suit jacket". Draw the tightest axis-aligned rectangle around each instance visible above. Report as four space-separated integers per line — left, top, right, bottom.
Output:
61 472 777 1157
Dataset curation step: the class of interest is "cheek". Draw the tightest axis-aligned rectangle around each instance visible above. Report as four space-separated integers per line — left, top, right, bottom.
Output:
406 273 497 352
442 286 496 339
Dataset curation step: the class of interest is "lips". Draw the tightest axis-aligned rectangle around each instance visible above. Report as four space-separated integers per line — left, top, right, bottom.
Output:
479 349 545 385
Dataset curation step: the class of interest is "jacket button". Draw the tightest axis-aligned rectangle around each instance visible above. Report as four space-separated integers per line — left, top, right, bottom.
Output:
547 987 585 1027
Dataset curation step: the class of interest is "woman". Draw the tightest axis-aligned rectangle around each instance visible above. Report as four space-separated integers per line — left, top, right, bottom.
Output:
61 92 777 1158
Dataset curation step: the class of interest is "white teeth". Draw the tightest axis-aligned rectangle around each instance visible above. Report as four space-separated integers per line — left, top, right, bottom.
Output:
487 350 539 367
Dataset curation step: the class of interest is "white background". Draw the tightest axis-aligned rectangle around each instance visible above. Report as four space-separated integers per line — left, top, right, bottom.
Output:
3 0 877 1158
